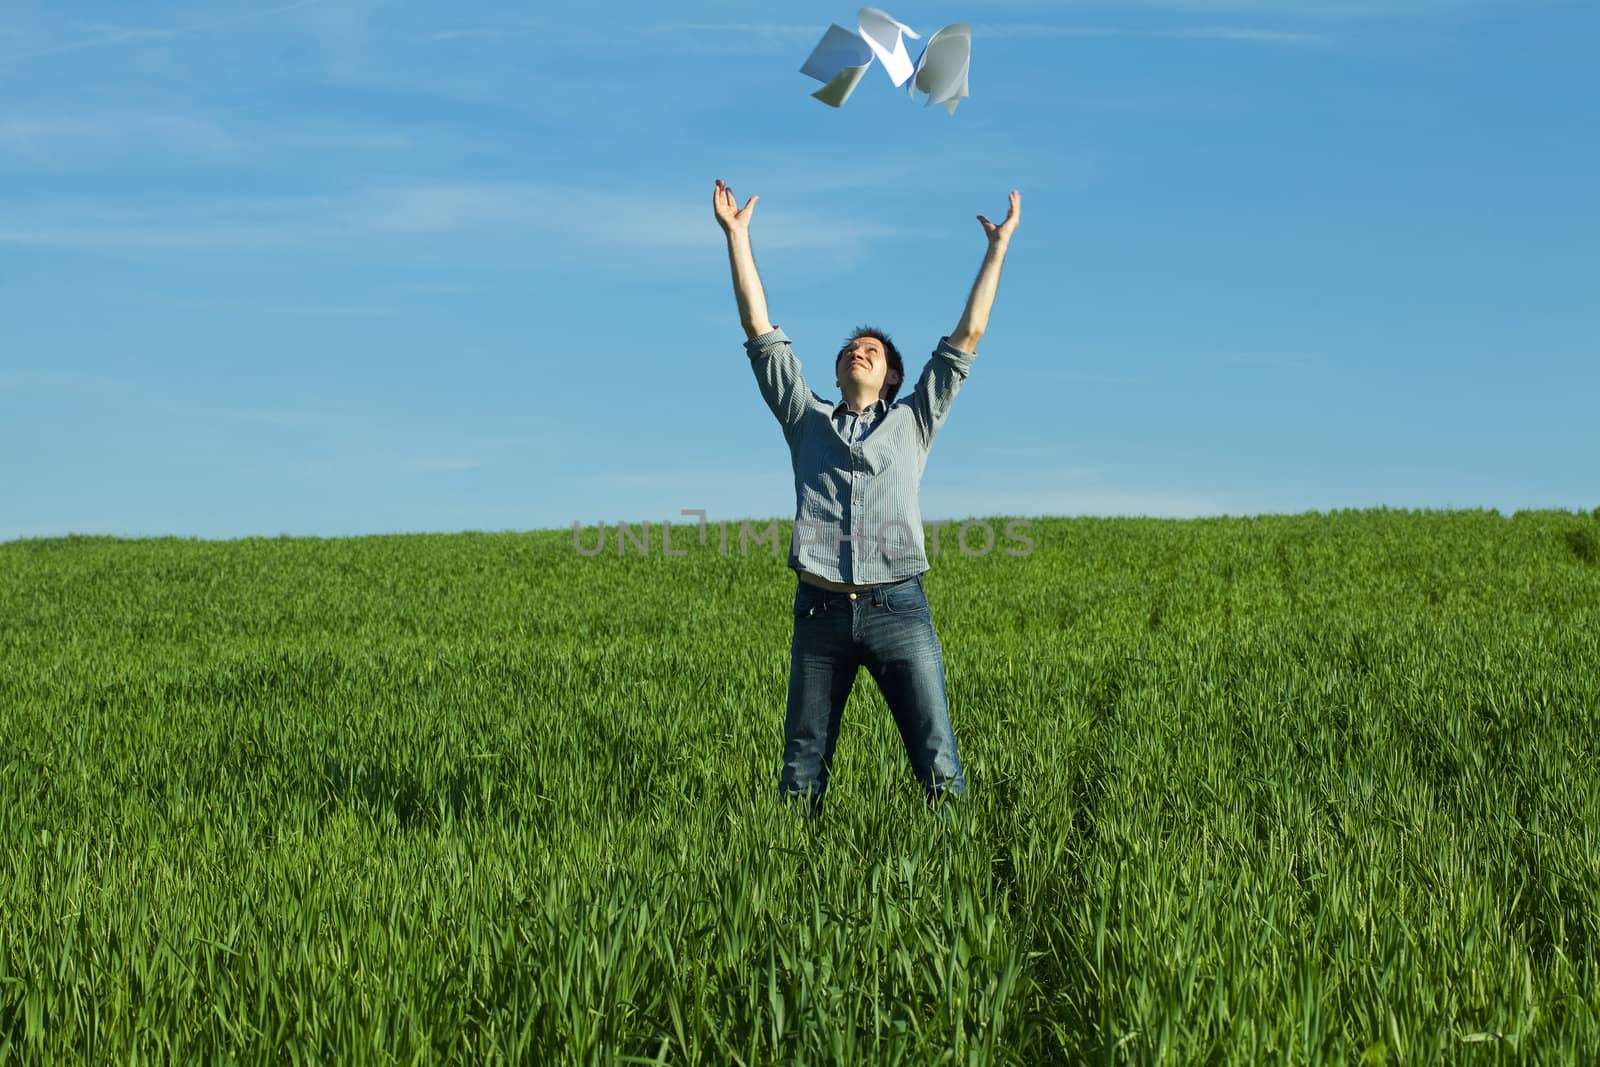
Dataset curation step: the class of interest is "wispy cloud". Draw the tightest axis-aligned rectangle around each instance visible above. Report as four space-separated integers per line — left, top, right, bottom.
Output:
0 371 532 464
140 294 399 317
414 457 489 473
1184 26 1324 40
0 112 241 160
589 468 790 494
0 181 927 256
649 23 817 37
423 27 506 42
1038 348 1327 384
196 406 356 431
632 23 825 58
0 371 136 397
1217 351 1328 372
1051 370 1156 385
0 109 439 167
999 0 1527 15
977 451 1103 477
296 434 534 484
0 0 327 64
653 17 1326 49
978 22 1329 43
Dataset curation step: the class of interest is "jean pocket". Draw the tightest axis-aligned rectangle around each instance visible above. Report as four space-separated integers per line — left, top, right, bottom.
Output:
794 584 822 618
882 580 929 616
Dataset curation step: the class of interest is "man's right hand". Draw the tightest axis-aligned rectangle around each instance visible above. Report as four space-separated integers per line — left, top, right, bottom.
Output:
714 179 758 236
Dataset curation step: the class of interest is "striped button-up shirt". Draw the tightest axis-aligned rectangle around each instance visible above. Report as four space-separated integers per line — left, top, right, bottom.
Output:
745 326 977 584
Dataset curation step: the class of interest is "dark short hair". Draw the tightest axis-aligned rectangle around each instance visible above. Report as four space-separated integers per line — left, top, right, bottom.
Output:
837 325 905 405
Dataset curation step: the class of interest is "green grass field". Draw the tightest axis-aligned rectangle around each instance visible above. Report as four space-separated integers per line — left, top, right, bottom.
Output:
3 508 1598 1064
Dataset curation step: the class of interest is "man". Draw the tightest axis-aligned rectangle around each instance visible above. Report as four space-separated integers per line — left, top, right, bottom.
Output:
713 178 1020 819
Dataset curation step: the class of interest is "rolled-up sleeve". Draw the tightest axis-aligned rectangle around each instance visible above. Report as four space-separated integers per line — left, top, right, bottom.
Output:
745 327 812 443
906 336 976 449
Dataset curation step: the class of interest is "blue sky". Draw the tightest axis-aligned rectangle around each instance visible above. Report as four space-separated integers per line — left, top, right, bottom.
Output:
2 0 1595 541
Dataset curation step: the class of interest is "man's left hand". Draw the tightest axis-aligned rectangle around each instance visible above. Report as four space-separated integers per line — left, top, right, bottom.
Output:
977 190 1021 247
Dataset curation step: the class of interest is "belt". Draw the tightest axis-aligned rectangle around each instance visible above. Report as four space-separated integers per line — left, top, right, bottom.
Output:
797 571 919 595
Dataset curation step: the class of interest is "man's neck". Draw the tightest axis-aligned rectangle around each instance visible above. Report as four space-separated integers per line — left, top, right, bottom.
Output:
839 390 880 414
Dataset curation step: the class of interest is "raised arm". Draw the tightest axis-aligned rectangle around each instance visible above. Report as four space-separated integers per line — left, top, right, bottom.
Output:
904 191 1022 448
949 190 1021 352
714 179 774 339
717 179 811 439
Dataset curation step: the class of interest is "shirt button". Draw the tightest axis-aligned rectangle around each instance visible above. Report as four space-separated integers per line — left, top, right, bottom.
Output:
849 592 857 600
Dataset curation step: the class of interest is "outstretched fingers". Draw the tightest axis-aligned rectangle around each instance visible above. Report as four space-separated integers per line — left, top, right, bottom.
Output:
976 191 1020 242
714 180 745 229
713 179 758 233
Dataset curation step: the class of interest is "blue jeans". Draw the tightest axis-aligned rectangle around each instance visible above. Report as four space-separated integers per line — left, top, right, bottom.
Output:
780 572 967 818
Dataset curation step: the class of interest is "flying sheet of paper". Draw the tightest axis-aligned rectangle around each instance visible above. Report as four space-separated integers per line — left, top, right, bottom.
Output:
801 9 971 113
800 23 875 107
909 22 970 114
856 7 920 87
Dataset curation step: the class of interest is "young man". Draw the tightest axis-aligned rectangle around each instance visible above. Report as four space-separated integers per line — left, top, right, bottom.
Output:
713 178 1019 819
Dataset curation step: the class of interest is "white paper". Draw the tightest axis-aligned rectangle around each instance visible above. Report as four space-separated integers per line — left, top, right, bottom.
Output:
800 23 875 107
801 11 971 113
909 22 970 114
856 7 920 87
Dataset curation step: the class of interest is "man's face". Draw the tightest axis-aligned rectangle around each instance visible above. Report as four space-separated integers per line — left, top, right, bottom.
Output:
836 336 901 399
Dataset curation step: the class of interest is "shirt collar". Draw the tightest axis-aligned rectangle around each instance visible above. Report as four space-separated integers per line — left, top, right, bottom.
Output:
834 397 887 417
